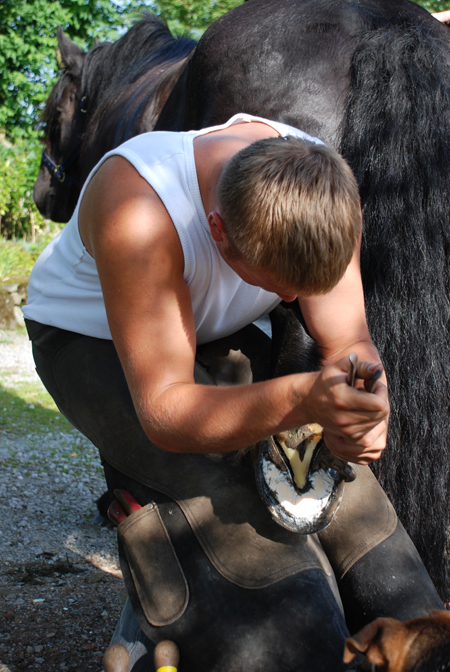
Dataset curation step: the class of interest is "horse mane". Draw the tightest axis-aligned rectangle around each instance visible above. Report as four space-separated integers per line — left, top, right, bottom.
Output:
340 18 450 597
80 14 196 173
41 14 195 168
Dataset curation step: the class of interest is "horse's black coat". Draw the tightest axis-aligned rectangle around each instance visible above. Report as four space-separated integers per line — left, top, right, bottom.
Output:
269 302 321 378
33 0 450 600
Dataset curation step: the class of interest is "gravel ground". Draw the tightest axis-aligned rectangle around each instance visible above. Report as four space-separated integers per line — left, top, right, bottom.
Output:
0 329 124 672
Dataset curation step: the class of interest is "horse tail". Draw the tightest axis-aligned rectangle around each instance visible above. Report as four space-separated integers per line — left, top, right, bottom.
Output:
340 20 450 600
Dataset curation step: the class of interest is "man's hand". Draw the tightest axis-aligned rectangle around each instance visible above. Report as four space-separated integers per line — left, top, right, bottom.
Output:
303 356 390 465
297 225 390 465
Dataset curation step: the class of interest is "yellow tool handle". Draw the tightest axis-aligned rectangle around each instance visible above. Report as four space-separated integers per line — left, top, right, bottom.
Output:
154 640 180 672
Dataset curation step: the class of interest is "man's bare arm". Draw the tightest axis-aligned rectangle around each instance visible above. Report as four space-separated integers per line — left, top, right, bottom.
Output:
79 157 388 456
298 237 389 464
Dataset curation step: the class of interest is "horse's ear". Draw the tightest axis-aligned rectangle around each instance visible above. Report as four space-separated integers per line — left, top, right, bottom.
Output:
56 26 86 74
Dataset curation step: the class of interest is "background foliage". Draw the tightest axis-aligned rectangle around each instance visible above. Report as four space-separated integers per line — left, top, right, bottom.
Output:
0 136 47 239
0 0 447 249
417 0 450 10
0 0 242 248
146 0 243 38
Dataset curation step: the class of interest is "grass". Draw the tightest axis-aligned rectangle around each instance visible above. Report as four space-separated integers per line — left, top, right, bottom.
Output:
0 367 103 478
0 231 60 283
0 378 73 434
0 242 104 483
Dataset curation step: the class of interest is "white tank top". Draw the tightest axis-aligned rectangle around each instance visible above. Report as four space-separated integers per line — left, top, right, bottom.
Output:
23 114 323 344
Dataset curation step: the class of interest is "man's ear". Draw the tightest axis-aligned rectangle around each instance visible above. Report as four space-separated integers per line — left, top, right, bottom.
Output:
208 211 227 243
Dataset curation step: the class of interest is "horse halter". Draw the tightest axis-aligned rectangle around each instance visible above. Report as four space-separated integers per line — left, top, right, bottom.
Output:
41 96 88 189
41 143 81 188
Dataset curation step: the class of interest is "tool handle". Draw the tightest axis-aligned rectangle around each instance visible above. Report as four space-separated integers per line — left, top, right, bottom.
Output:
154 640 180 672
107 500 127 526
113 489 142 516
103 643 129 672
346 353 383 392
346 352 358 387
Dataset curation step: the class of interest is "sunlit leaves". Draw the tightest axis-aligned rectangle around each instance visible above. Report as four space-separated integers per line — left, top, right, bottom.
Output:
414 0 450 11
149 0 243 38
0 0 134 138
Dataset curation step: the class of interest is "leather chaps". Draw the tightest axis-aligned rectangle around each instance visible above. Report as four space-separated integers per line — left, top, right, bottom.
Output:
25 319 443 671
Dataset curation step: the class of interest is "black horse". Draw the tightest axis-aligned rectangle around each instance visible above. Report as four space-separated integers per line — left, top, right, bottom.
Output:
33 15 195 222
33 0 450 602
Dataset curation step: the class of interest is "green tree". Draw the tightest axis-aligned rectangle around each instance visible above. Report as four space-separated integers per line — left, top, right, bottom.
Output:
415 0 450 11
0 134 50 240
0 0 137 139
149 0 243 38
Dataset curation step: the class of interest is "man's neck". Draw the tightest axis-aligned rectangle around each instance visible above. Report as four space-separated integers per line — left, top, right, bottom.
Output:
193 120 280 216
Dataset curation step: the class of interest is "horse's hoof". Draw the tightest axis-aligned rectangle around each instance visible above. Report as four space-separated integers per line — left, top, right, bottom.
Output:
103 643 130 672
154 639 180 670
255 426 350 534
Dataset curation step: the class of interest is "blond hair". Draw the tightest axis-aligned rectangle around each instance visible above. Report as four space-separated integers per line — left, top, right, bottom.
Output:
217 135 361 295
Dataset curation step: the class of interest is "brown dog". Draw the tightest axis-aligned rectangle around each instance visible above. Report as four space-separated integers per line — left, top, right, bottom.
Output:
343 611 450 671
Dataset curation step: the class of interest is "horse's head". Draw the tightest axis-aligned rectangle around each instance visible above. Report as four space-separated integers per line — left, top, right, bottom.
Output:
33 17 195 224
33 28 94 223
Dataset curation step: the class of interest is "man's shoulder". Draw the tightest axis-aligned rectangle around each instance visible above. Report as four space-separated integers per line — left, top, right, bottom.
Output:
272 120 325 146
113 130 187 165
224 112 324 146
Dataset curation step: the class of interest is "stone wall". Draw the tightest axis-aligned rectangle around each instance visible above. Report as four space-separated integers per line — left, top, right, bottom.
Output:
0 280 27 329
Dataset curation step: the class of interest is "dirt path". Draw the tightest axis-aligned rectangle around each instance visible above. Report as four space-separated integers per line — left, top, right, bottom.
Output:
0 329 124 672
